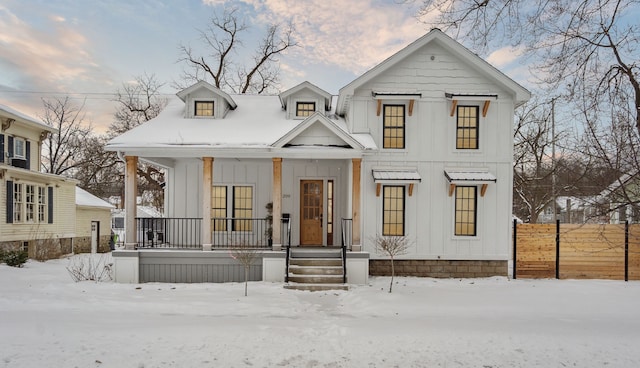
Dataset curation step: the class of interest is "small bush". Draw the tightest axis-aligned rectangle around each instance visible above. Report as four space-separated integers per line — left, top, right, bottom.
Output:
66 254 113 282
3 250 29 268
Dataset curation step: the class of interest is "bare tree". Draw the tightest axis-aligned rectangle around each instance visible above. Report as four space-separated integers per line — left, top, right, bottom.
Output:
108 74 168 209
230 244 259 296
177 7 296 93
40 97 94 176
372 235 411 293
409 0 640 136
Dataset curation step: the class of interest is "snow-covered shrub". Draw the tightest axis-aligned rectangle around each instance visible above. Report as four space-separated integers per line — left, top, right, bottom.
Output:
66 254 113 282
2 250 29 268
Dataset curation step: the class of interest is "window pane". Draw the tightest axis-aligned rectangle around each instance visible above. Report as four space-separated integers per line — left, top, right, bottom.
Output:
13 183 22 222
233 186 253 231
455 186 477 236
211 186 227 231
296 102 315 117
383 105 405 149
382 185 404 236
456 106 479 149
195 101 214 116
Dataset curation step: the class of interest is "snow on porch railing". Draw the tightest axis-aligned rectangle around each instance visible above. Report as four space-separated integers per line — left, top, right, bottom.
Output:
136 217 202 249
211 218 272 248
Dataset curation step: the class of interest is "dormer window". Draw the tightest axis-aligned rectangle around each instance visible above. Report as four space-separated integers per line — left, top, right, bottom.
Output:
296 102 315 117
195 101 214 117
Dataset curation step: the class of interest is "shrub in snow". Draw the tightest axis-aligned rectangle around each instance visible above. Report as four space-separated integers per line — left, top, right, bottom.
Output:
2 250 29 268
230 244 259 296
372 234 411 293
66 254 113 282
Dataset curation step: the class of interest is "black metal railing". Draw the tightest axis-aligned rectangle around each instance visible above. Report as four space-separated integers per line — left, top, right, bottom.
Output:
341 218 352 283
136 217 202 249
211 218 272 248
283 217 291 282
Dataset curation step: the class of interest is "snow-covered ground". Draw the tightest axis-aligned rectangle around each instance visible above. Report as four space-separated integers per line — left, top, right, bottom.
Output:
1 255 640 368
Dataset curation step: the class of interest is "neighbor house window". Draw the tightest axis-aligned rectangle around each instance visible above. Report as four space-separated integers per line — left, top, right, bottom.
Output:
455 186 477 236
383 105 405 149
382 185 405 236
296 102 315 117
194 101 214 117
233 186 253 231
13 183 23 222
13 137 25 158
456 106 479 149
25 184 35 222
211 186 227 231
38 187 46 222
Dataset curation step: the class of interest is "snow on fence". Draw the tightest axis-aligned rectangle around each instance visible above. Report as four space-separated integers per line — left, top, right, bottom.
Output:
514 221 640 280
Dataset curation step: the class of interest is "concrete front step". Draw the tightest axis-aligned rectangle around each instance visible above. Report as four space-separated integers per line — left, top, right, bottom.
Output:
287 274 345 284
289 265 344 275
290 248 343 259
289 258 342 267
284 283 349 291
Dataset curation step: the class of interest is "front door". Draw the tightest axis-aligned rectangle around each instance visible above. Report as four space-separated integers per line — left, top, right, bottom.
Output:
300 180 323 245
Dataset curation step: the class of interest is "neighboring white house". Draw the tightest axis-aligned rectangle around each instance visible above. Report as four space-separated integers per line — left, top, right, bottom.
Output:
75 187 114 253
105 29 530 283
0 103 77 257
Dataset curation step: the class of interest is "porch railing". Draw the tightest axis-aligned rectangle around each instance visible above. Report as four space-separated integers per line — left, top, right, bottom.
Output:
136 217 202 249
283 217 291 282
211 218 272 248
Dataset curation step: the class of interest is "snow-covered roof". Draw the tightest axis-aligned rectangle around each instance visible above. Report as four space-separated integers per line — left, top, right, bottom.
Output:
372 169 421 183
0 103 57 133
76 187 114 209
105 94 371 158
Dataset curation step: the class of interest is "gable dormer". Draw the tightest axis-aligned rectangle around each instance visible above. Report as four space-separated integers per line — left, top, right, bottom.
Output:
176 81 237 119
279 81 332 120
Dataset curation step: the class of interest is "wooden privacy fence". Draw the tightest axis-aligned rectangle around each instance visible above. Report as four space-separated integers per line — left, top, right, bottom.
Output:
514 221 640 280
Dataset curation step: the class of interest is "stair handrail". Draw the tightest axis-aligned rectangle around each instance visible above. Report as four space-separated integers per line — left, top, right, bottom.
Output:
283 217 291 282
341 218 352 284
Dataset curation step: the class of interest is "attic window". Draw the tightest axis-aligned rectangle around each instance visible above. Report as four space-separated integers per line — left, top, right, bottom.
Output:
195 101 214 117
296 102 315 117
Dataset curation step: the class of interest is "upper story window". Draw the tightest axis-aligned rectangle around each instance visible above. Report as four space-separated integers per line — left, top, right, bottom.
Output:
456 106 479 149
383 105 405 149
296 102 315 117
194 101 214 117
13 137 25 158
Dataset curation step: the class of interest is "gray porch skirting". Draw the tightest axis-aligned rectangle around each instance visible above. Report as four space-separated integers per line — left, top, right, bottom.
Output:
137 250 266 283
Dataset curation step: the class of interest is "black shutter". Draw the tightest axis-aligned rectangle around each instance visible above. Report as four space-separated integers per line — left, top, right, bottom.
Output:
0 134 4 163
7 136 13 158
6 181 13 223
48 186 54 224
25 140 31 170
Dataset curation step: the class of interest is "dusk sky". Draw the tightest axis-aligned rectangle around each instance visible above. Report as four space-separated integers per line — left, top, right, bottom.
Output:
0 0 528 132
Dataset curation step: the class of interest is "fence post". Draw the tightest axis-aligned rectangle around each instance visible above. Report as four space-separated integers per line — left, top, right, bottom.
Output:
555 219 560 280
513 219 517 280
625 221 629 282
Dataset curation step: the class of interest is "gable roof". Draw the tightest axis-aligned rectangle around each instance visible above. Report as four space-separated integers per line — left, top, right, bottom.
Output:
336 28 531 116
0 103 57 133
76 187 114 209
278 81 332 110
272 112 363 149
176 80 237 110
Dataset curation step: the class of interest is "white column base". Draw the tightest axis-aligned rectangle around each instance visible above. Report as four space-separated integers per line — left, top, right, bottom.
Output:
202 244 212 251
263 257 285 282
124 243 136 251
351 244 362 252
272 243 282 251
113 250 139 283
346 257 369 284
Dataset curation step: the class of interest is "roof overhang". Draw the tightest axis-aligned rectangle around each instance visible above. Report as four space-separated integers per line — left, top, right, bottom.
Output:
372 91 423 117
372 169 421 196
445 93 499 118
444 169 496 197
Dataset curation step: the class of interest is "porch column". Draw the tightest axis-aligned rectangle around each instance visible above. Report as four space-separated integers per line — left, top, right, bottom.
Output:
124 155 138 250
202 157 213 251
352 158 362 251
272 157 282 250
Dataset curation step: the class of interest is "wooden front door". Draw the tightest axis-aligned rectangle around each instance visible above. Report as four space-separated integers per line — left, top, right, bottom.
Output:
300 180 323 245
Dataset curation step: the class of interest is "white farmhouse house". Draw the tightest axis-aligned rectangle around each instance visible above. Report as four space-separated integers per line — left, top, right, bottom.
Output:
106 29 530 286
